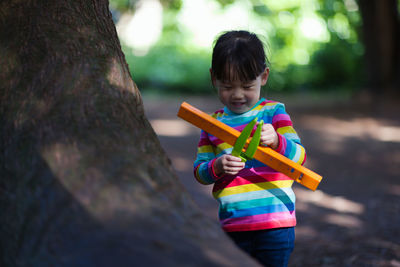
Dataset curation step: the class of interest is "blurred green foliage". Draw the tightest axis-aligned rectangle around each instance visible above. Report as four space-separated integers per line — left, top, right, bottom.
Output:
125 45 211 94
111 0 366 94
110 0 182 12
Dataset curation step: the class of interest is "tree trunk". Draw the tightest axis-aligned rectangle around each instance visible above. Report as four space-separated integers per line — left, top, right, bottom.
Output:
0 1 258 266
358 0 400 95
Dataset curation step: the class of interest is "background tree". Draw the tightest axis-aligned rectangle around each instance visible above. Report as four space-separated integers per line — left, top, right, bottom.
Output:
357 0 400 95
0 1 258 266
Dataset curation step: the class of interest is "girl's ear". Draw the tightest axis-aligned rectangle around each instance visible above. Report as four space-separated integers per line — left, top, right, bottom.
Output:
261 68 269 86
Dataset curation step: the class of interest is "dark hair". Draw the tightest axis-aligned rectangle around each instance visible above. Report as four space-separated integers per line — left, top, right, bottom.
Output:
211 30 269 82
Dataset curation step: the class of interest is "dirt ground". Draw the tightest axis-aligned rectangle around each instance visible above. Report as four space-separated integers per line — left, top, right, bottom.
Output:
142 93 400 267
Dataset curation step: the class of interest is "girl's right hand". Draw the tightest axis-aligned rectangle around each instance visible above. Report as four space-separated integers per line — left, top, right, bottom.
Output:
213 154 245 176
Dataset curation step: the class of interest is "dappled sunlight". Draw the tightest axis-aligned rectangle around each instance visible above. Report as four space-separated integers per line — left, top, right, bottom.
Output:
106 57 125 88
300 115 400 143
376 126 400 142
296 188 365 230
106 57 138 94
149 119 199 137
324 213 363 228
296 188 364 214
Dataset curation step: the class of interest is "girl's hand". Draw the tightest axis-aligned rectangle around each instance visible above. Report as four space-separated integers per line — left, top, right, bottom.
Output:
258 122 279 149
213 154 245 176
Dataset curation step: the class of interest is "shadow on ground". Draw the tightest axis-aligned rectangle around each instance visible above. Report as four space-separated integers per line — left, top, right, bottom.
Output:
142 93 400 267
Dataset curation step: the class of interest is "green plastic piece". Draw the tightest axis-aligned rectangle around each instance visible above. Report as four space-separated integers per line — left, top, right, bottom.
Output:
231 118 264 162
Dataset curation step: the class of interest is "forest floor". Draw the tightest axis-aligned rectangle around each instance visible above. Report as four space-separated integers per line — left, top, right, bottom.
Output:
142 92 400 267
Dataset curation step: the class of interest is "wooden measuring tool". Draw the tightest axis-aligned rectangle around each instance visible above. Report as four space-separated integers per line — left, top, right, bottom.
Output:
177 102 322 191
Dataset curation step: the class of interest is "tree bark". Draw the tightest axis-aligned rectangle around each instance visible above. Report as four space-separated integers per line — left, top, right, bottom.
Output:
358 0 400 94
0 1 258 266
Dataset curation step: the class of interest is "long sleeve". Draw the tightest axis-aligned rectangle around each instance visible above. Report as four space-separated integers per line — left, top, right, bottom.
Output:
271 103 306 166
193 130 219 185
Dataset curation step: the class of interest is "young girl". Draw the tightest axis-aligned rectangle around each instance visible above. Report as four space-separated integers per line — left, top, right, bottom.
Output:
193 30 306 267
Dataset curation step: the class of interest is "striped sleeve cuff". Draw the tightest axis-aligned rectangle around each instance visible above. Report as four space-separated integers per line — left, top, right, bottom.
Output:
274 133 285 154
209 158 223 180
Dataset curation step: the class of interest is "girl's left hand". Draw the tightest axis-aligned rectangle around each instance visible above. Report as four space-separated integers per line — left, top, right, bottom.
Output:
258 122 279 150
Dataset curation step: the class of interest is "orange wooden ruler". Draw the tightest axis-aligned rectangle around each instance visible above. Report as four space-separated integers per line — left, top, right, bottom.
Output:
177 102 322 191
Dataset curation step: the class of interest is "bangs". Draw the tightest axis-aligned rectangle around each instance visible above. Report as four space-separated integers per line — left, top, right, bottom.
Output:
218 56 263 82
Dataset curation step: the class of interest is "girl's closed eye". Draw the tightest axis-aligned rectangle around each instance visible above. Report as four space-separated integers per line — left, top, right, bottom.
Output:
221 83 233 89
243 83 255 89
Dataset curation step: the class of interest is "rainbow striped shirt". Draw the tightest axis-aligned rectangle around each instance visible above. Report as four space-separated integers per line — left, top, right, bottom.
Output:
193 98 306 232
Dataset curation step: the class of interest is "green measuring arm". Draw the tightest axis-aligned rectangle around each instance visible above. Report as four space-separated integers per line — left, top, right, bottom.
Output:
231 118 264 162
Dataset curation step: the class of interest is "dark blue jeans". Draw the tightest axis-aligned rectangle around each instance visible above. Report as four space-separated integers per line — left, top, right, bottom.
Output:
227 227 295 267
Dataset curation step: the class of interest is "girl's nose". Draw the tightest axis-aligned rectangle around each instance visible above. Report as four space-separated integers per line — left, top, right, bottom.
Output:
232 88 243 99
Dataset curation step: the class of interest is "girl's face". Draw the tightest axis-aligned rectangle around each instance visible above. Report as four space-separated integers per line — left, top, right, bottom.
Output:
212 68 269 114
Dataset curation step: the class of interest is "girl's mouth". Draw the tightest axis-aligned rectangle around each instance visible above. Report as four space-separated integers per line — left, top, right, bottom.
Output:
231 102 245 107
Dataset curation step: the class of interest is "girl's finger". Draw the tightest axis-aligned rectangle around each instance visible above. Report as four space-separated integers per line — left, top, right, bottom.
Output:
226 154 243 161
227 161 245 167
